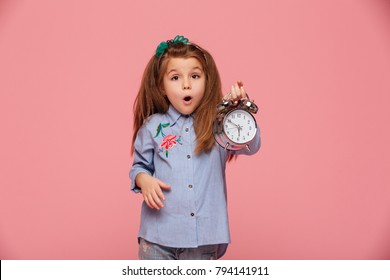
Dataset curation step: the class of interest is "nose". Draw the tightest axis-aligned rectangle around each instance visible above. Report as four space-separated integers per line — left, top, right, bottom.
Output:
183 79 192 90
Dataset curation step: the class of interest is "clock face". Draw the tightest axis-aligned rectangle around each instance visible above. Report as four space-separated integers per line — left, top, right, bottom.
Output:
223 109 257 144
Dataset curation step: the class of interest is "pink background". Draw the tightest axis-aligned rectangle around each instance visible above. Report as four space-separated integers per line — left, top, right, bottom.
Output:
1 0 390 259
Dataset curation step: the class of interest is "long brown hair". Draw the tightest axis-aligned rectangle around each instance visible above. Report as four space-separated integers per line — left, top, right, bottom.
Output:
131 41 223 156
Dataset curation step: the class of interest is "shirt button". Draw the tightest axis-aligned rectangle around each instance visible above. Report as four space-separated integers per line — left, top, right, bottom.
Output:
190 213 195 216
185 128 189 132
187 155 191 159
188 184 193 189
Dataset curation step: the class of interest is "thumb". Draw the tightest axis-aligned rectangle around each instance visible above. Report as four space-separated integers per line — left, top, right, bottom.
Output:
158 179 171 190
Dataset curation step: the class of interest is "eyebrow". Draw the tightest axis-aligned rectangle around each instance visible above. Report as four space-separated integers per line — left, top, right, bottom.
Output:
167 66 203 75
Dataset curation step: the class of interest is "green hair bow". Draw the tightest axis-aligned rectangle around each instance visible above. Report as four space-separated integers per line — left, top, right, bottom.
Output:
155 35 190 58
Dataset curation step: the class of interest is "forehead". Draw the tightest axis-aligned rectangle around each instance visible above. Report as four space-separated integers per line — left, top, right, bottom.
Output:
165 57 203 73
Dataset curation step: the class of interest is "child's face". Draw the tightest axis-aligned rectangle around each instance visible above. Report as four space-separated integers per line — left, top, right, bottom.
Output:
162 57 205 115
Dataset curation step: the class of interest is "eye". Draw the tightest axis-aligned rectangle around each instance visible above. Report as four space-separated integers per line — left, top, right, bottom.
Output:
192 74 201 79
170 75 179 81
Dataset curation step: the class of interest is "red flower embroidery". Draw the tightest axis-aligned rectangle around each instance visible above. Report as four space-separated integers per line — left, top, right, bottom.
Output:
160 134 177 150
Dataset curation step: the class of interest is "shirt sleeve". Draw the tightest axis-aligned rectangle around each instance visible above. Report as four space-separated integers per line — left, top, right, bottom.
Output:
129 123 155 193
230 126 261 156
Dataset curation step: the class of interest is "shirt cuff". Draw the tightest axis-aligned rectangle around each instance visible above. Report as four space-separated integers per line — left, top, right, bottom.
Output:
130 169 152 193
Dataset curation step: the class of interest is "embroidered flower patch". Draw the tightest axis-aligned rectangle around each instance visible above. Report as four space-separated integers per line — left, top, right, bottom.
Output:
154 122 181 158
160 134 177 157
161 134 177 149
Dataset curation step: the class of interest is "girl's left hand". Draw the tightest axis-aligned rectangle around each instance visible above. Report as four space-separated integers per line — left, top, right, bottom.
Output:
223 80 247 102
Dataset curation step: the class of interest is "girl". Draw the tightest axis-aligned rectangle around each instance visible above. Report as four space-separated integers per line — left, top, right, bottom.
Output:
130 35 261 260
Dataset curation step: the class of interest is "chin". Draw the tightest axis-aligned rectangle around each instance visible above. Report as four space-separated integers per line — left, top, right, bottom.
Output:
179 108 195 115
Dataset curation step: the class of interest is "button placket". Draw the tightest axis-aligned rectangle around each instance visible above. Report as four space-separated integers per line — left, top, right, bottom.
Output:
179 116 197 232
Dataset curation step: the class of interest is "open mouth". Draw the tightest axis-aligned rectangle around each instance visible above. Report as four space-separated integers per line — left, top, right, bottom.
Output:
184 96 192 102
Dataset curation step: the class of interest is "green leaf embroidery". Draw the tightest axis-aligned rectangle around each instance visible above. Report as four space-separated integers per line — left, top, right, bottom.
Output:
154 123 170 138
154 123 162 138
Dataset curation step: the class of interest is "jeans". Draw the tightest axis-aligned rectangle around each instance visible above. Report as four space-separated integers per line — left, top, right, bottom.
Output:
138 238 220 260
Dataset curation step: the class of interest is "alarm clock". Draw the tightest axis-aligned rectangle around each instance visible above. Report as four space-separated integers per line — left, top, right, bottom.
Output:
213 95 259 151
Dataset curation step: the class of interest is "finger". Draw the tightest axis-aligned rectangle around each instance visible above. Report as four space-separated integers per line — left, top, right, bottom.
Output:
143 195 153 209
151 191 165 208
143 191 159 210
234 83 242 99
236 81 247 99
156 180 170 203
155 187 166 201
158 179 171 191
240 86 247 99
231 85 238 100
147 193 160 210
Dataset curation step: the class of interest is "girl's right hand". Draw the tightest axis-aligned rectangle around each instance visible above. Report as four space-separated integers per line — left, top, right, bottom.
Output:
223 80 247 104
135 173 171 210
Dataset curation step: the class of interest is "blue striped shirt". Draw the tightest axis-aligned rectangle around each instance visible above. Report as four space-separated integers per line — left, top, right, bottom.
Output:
130 105 261 258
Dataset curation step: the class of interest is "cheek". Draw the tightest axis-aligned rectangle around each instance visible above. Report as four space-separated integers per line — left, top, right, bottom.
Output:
163 83 177 96
195 81 206 95
201 80 206 93
199 85 206 98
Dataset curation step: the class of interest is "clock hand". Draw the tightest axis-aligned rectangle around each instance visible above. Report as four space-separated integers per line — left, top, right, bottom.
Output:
228 121 242 137
230 121 240 129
